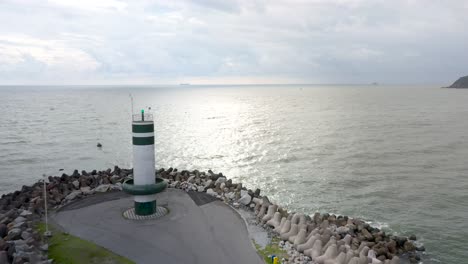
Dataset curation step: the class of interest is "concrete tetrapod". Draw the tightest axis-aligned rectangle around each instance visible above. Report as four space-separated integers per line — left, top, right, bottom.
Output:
320 220 330 229
312 212 321 224
281 223 299 241
257 204 268 220
347 257 359 264
273 217 286 233
252 197 262 206
315 244 338 264
359 246 369 258
305 239 323 259
356 242 368 255
368 249 383 264
306 228 319 240
320 229 332 244
298 214 307 225
390 256 400 264
324 251 346 264
266 212 281 228
262 204 278 223
293 229 307 247
279 220 291 235
307 223 317 233
337 245 347 254
297 234 319 252
290 224 307 243
289 213 299 225
298 223 308 232
322 236 337 253
358 255 368 264
337 234 352 248
344 250 354 264
254 202 261 213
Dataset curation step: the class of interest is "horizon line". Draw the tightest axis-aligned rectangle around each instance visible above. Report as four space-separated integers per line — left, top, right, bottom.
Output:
0 82 446 87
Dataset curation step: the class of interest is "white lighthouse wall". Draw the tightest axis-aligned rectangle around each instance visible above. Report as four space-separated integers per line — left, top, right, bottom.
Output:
134 194 157 202
133 144 155 185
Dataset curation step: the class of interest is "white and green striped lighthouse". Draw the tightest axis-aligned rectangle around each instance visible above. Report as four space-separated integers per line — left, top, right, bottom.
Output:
123 110 167 217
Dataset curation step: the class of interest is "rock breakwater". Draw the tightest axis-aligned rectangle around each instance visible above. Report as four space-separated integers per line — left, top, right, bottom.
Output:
159 167 425 264
0 166 129 264
0 166 424 264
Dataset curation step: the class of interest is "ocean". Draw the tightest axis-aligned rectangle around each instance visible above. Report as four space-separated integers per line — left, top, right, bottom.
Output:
0 85 467 263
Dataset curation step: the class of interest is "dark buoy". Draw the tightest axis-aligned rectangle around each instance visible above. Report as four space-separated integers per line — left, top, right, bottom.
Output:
97 143 102 148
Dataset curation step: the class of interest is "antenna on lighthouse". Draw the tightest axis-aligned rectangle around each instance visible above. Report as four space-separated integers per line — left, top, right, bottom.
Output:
129 94 134 115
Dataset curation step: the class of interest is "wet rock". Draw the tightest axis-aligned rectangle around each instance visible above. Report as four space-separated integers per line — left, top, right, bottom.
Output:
7 228 22 240
409 234 417 241
361 228 373 241
65 191 81 201
80 187 93 195
187 176 195 183
238 194 252 205
394 236 407 247
39 244 48 252
204 180 214 190
0 224 7 238
110 175 120 184
416 245 425 251
214 177 226 185
21 231 32 240
253 188 261 197
387 240 397 254
94 185 110 193
206 189 217 197
403 241 416 252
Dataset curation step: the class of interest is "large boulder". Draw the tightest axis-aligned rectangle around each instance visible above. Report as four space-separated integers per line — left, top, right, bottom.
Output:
94 185 110 193
65 191 81 201
7 228 22 240
238 194 252 205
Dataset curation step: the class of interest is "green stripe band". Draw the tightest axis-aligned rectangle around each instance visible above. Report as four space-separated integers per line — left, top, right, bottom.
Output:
122 179 167 195
132 124 154 133
132 136 154 145
135 201 156 215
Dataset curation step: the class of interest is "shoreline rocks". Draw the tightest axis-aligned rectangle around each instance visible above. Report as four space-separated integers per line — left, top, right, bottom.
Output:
155 167 424 264
0 166 424 264
0 166 130 264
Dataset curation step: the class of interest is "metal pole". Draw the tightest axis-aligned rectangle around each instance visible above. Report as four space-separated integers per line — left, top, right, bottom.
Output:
43 174 50 236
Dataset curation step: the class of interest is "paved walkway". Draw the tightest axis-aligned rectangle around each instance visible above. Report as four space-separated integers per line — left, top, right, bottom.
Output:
52 189 264 264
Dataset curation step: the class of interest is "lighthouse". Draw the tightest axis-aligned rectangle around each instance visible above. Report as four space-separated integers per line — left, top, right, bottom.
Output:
123 110 167 218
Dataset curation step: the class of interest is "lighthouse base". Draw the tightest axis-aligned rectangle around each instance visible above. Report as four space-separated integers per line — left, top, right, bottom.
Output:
123 206 168 220
135 200 156 215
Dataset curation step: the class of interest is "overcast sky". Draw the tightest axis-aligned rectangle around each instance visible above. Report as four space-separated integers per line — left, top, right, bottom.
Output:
0 0 467 85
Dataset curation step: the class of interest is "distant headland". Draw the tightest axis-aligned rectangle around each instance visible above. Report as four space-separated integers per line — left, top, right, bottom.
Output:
445 75 468 88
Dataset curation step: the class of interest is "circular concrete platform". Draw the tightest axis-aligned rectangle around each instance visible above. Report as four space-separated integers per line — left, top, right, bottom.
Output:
123 206 168 220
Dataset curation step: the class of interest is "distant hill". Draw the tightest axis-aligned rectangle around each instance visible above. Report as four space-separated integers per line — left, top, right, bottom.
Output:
447 75 468 88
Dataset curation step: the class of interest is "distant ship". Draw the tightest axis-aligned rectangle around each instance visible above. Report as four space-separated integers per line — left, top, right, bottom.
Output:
371 82 379 86
179 83 190 86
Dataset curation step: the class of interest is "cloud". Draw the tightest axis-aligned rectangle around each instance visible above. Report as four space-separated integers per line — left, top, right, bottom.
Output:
47 0 128 13
0 0 467 84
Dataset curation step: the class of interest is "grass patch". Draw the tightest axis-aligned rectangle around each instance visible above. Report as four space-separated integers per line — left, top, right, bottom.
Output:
36 223 134 264
253 237 288 264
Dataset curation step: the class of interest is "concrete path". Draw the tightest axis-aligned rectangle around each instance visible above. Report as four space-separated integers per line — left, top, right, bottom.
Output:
52 189 264 264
